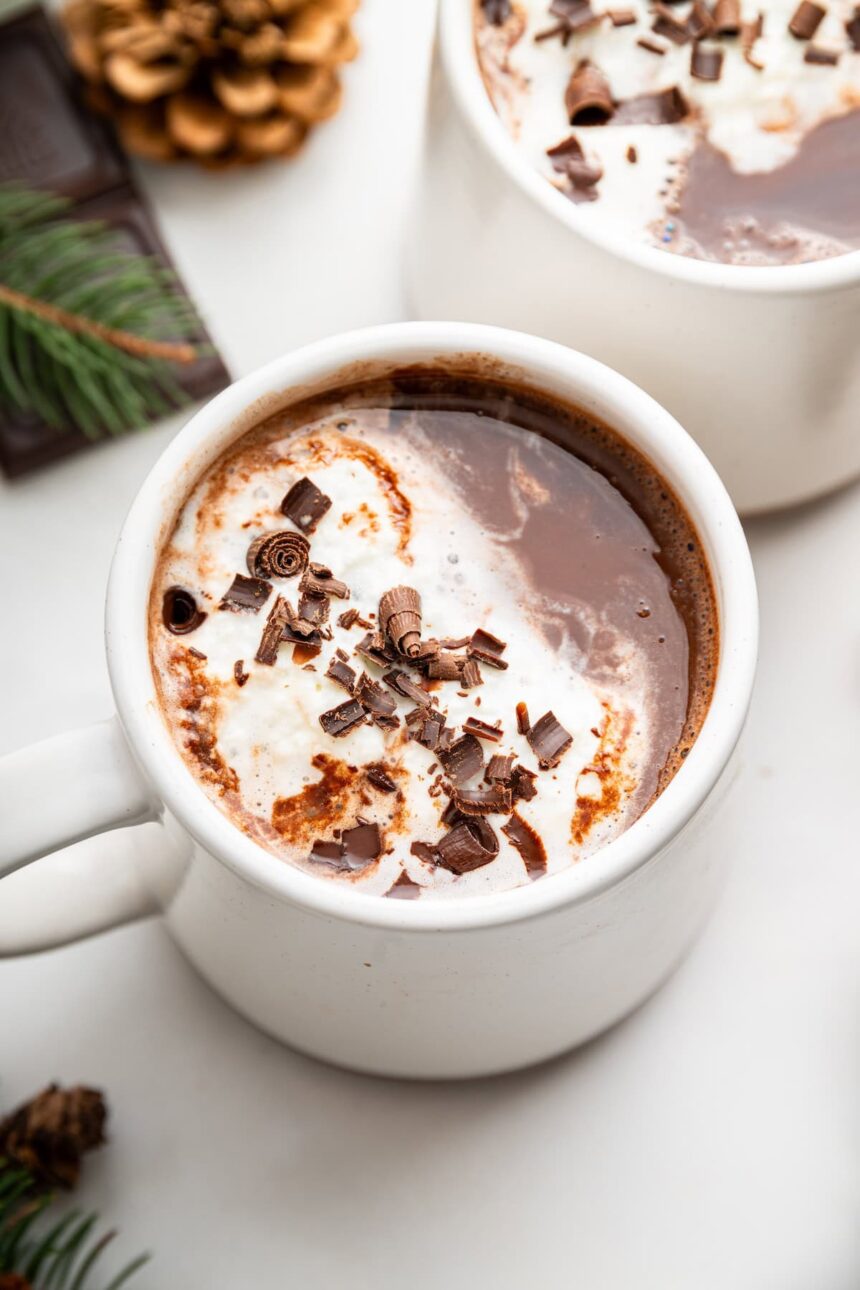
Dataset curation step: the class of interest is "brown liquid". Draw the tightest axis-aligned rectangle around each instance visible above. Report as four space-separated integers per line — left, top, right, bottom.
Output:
150 368 719 888
675 109 860 265
386 372 717 799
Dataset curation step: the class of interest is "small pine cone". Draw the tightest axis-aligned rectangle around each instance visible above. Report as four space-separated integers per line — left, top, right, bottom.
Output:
62 0 359 167
0 1084 107 1190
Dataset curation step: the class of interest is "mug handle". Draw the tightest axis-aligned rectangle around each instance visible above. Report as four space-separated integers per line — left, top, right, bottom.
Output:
0 718 166 956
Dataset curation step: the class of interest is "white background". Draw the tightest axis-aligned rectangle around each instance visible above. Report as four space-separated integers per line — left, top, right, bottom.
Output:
2 2 860 1285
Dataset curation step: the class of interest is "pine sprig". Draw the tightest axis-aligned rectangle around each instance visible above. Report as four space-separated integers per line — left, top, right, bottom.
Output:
0 183 207 441
0 1158 147 1290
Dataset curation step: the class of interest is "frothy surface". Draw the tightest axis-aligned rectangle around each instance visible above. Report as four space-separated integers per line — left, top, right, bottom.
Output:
476 0 860 264
150 374 717 899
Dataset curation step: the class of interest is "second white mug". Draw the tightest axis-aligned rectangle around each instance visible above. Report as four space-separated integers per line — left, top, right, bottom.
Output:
407 0 860 515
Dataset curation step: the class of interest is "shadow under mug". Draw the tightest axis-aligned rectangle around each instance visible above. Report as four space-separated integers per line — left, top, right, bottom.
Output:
0 322 757 1079
407 0 860 515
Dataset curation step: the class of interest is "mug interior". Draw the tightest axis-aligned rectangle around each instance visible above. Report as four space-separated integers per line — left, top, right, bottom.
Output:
106 322 757 931
442 0 860 297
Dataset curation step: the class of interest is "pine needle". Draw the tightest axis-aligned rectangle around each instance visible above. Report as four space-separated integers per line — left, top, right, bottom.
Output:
0 1158 148 1290
0 182 208 440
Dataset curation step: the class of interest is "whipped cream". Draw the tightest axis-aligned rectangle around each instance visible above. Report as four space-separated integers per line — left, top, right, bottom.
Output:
476 0 860 261
150 399 675 899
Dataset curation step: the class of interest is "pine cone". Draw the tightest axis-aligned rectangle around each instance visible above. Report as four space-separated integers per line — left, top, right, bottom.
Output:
61 0 359 166
0 1084 107 1190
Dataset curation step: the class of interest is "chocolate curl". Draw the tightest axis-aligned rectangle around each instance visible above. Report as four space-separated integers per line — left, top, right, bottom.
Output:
435 819 499 874
247 529 310 579
564 60 614 126
712 0 741 35
788 0 825 39
378 585 422 658
162 586 206 634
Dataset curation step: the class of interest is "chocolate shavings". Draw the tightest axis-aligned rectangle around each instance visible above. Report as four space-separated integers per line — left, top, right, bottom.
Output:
366 764 398 793
310 821 382 873
607 8 636 26
613 87 689 124
788 0 825 39
691 44 724 79
435 819 499 874
547 135 603 198
511 764 539 802
414 711 447 751
804 42 839 62
486 753 515 783
438 733 484 785
326 648 356 693
379 586 422 658
848 7 860 49
463 716 503 743
319 698 366 737
468 628 508 670
687 1 715 39
220 573 272 614
651 4 690 44
382 669 432 707
453 784 513 816
516 701 531 735
338 607 372 630
355 671 399 726
299 592 330 626
426 652 464 681
712 0 741 34
280 476 332 534
356 631 396 667
637 34 668 54
565 59 614 124
502 814 548 880
527 711 573 769
234 659 250 687
384 870 422 899
255 595 289 665
461 659 483 689
410 839 440 866
300 562 350 600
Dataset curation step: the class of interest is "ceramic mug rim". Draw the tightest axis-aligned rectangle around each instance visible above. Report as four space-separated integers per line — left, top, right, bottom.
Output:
106 322 757 933
441 0 860 297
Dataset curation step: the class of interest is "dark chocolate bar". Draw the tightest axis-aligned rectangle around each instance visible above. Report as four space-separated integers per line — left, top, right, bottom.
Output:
0 6 230 478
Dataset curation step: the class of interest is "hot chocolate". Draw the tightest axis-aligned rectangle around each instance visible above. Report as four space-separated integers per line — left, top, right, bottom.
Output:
149 370 717 899
476 0 860 264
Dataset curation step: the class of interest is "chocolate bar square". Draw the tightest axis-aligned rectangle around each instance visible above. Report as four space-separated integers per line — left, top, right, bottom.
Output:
0 7 127 202
0 5 230 478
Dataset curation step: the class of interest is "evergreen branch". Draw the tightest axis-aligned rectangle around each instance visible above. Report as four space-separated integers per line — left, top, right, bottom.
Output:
0 1161 148 1290
0 182 209 440
0 285 197 365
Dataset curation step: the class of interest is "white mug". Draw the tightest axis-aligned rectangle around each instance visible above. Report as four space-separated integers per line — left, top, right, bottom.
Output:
407 0 860 515
0 323 757 1079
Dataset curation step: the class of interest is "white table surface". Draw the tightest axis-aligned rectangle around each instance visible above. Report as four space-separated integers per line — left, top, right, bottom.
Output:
2 3 860 1286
